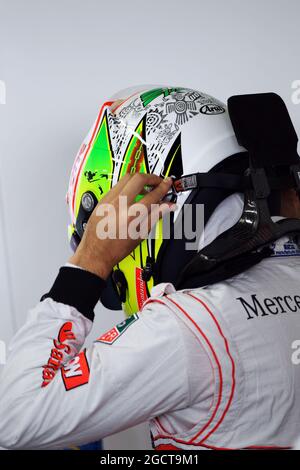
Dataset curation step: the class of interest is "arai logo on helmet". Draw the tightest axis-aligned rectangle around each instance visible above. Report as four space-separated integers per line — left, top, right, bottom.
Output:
200 104 225 115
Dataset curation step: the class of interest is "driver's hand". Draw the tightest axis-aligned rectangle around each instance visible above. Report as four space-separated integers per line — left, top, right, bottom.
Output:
69 173 175 279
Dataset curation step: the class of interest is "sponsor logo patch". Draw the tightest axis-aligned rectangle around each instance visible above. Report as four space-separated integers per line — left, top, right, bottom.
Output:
61 350 90 391
270 238 300 257
96 314 139 345
135 267 148 309
200 104 225 115
42 321 76 388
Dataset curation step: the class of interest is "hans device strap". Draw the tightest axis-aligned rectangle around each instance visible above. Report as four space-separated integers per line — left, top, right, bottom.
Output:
176 93 300 289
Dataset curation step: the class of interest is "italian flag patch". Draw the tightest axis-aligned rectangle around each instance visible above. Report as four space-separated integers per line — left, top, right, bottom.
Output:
96 314 139 345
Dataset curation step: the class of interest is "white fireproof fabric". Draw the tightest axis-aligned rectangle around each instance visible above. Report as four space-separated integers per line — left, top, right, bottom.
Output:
0 195 300 449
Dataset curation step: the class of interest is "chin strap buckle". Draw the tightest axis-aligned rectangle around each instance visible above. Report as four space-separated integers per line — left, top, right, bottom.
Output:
173 174 198 192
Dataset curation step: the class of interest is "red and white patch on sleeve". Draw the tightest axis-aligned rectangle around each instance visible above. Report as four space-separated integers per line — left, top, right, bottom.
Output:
97 327 119 344
41 321 76 388
96 314 139 345
61 350 90 391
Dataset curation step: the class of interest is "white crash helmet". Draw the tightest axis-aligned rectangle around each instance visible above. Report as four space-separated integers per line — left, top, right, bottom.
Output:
67 85 247 315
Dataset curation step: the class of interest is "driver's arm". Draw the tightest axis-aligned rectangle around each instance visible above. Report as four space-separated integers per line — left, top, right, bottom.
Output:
0 267 191 449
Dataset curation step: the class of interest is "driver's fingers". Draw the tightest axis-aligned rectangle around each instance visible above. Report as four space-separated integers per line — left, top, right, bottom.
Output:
119 173 167 205
139 177 173 209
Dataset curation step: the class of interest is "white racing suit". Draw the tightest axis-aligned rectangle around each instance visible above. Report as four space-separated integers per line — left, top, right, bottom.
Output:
0 235 300 450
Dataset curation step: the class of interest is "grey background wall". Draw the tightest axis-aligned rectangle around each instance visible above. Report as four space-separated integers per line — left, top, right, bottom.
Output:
0 0 299 449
